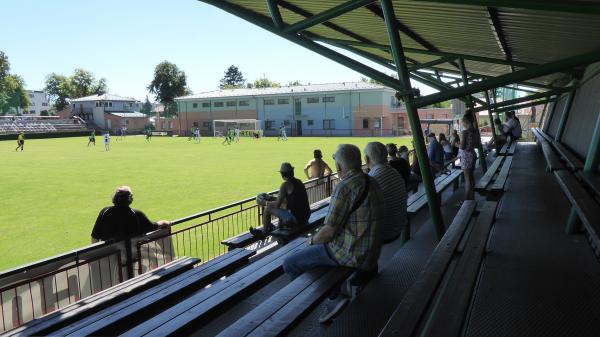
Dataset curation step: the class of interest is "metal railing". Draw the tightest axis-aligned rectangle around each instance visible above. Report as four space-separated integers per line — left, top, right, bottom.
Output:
0 172 341 332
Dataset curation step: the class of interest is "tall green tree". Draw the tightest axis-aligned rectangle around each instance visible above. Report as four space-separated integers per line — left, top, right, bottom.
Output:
140 95 153 115
147 61 191 116
44 69 108 111
44 73 73 111
248 75 280 89
219 65 245 89
0 51 30 115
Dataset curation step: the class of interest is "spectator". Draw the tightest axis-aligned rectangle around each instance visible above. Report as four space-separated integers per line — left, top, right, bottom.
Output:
439 133 453 161
250 162 311 238
450 129 460 157
487 117 507 151
398 145 409 161
91 186 170 243
386 143 410 183
283 144 383 321
503 110 522 142
427 132 444 174
460 113 481 200
365 142 407 243
304 149 333 179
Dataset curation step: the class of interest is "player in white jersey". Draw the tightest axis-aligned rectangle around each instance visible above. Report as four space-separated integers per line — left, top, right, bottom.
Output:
195 128 201 143
104 132 110 151
235 127 240 143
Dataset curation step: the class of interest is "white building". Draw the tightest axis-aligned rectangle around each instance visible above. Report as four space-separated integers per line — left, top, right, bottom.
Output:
18 90 51 116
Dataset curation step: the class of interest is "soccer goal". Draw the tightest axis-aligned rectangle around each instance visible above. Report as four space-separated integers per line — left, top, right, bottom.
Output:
213 119 263 137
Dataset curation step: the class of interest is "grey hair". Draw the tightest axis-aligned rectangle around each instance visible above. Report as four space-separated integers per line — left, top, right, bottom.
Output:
364 142 388 165
334 144 362 171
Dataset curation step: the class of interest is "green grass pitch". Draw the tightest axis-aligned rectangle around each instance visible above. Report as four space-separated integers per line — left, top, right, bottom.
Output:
0 135 412 271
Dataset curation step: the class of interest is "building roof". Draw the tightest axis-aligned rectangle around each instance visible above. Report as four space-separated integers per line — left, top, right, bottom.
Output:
108 112 148 118
71 93 138 102
175 82 389 100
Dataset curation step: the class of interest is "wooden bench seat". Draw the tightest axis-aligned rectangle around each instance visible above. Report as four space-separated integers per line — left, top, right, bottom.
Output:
476 155 513 198
407 169 462 216
271 205 329 244
52 248 255 336
379 200 498 337
541 142 565 171
4 257 199 337
216 266 354 337
222 198 331 251
553 141 584 171
119 238 308 337
498 141 517 156
554 171 600 256
491 156 513 193
578 171 600 197
475 156 504 191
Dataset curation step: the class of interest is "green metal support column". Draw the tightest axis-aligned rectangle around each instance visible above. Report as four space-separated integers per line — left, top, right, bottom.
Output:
485 90 498 149
458 58 488 171
543 95 560 133
537 101 548 130
380 0 445 239
555 83 578 142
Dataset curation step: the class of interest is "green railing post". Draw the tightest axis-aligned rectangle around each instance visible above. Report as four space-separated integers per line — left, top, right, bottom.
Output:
537 101 549 131
485 90 498 149
555 83 578 142
380 0 445 239
543 95 560 133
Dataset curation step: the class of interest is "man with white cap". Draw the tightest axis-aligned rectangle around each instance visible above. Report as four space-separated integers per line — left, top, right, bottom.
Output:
250 162 311 238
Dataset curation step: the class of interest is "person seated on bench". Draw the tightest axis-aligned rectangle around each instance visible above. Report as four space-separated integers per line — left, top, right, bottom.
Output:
459 113 480 201
91 186 171 243
386 143 410 184
365 142 407 243
283 144 383 320
304 149 333 179
439 133 453 161
250 162 311 238
427 132 444 174
502 110 522 144
450 129 460 157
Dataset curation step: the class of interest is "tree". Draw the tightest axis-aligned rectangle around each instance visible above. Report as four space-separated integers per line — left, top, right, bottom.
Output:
219 65 245 89
140 95 153 115
44 69 108 111
44 73 72 111
0 51 9 80
250 75 280 89
0 52 30 114
288 80 302 86
147 61 191 116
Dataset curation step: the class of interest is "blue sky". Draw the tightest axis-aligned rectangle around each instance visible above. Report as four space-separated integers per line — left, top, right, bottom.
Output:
0 0 435 101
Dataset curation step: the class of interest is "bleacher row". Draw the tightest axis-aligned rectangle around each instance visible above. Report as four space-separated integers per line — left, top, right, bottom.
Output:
5 148 517 337
0 119 87 135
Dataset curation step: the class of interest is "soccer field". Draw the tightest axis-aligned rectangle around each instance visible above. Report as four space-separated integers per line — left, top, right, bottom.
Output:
0 135 412 271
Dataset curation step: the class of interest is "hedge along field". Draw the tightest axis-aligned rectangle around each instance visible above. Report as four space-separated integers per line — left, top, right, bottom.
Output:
0 135 412 271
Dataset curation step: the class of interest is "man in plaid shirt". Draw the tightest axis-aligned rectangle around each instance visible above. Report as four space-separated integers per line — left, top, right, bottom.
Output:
283 144 384 278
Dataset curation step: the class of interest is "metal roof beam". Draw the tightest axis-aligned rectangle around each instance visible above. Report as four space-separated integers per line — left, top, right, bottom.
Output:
494 98 554 114
406 0 600 15
487 6 512 71
413 49 600 108
311 36 537 68
472 87 569 113
266 0 283 29
407 56 456 72
284 0 376 34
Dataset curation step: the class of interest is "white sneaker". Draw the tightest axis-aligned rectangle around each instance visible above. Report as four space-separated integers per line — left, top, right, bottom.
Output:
319 295 349 324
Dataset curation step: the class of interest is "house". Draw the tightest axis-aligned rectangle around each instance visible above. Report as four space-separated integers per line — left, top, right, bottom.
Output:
70 93 148 131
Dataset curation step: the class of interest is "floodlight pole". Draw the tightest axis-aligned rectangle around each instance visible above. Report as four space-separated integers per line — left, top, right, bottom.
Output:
380 0 445 239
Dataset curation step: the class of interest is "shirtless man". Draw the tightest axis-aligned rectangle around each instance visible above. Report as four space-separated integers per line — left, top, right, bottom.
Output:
303 149 333 179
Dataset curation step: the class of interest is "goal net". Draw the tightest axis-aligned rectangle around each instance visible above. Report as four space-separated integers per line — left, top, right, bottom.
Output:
213 119 263 137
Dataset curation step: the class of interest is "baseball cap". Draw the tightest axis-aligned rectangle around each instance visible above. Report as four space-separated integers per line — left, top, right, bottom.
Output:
279 162 294 173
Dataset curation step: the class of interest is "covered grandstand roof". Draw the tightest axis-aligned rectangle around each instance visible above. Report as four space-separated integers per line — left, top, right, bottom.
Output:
175 81 389 100
71 93 138 102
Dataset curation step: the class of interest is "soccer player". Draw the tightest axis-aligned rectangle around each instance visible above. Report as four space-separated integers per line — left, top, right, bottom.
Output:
222 128 231 145
278 124 288 141
104 132 111 151
15 132 25 151
88 131 96 147
195 127 201 143
145 129 152 142
235 127 240 143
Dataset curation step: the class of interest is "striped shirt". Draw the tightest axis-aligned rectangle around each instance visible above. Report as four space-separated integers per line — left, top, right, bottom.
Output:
369 164 407 241
325 169 384 269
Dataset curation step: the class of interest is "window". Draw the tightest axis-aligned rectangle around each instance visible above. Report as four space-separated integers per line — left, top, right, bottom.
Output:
374 118 381 129
307 97 319 104
95 102 100 107
398 117 405 129
214 102 224 107
193 103 198 108
322 97 335 103
239 100 249 106
42 103 48 106
264 99 274 105
169 122 173 129
129 102 134 107
362 119 369 129
125 120 130 125
323 119 335 130
284 120 290 126
193 122 199 127
278 98 289 105
226 101 236 107
265 120 274 130
202 102 210 108
307 120 314 126
203 121 211 128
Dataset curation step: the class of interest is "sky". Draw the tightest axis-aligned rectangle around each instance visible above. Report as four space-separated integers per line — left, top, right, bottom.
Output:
0 0 436 102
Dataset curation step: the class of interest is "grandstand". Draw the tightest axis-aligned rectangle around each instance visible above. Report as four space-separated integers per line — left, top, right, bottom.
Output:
0 116 88 136
1 1 600 337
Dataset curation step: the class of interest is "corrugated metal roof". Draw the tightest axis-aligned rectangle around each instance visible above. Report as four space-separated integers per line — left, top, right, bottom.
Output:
71 94 137 102
176 82 389 100
108 112 147 117
216 0 600 86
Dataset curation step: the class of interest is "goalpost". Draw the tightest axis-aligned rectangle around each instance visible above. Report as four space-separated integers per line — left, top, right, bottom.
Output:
213 119 263 137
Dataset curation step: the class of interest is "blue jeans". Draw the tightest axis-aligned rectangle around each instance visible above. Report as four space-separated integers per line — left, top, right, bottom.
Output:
271 208 298 227
283 244 339 279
